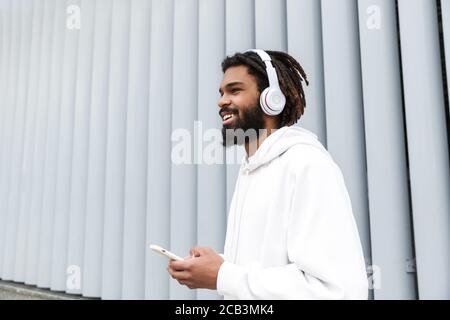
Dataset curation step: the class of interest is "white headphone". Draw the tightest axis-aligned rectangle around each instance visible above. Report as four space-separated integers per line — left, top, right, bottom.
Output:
245 49 286 116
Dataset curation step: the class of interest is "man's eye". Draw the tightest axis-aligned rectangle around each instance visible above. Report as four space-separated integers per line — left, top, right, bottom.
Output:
231 88 241 94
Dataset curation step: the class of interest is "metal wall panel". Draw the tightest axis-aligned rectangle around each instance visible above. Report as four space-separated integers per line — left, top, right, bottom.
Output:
37 0 65 288
286 0 326 145
196 0 226 300
121 0 151 299
101 0 129 300
255 0 286 51
398 0 450 299
3 0 32 282
0 0 11 278
170 0 198 300
25 0 55 286
145 0 173 300
66 0 95 295
442 0 450 115
321 0 372 276
358 0 416 299
224 0 253 216
15 0 43 284
50 0 80 292
0 0 17 280
82 0 112 297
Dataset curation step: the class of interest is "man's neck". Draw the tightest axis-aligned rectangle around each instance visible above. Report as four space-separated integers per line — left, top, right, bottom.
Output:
245 127 276 158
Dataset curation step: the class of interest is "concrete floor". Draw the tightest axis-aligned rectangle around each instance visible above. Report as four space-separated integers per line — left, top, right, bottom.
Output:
0 280 94 300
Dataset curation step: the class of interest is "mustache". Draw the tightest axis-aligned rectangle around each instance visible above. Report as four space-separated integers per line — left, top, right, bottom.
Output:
219 107 238 118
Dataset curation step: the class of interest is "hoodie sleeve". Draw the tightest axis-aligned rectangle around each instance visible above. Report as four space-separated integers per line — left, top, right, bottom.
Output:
216 158 368 300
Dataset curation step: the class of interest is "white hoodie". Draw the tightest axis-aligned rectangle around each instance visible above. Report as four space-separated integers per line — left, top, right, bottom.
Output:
216 125 368 300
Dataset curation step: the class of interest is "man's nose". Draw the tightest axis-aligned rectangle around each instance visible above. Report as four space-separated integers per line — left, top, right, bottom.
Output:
218 95 231 109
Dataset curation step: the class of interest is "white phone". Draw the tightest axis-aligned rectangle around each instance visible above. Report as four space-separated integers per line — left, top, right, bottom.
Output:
149 244 184 261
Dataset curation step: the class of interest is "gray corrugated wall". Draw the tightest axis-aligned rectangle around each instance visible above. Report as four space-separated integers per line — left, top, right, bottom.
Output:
0 0 449 300
358 0 416 299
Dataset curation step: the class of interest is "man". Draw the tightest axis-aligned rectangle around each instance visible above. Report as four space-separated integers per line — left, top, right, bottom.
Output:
167 49 368 299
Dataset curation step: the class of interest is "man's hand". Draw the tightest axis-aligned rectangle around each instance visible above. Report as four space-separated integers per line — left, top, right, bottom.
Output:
167 247 224 290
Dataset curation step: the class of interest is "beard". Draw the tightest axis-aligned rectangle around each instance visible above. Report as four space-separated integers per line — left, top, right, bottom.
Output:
221 102 266 147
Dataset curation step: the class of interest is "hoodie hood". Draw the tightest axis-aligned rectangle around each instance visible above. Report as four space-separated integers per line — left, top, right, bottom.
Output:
242 125 328 173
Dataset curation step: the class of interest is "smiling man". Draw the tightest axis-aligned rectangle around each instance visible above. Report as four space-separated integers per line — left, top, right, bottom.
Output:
167 50 368 300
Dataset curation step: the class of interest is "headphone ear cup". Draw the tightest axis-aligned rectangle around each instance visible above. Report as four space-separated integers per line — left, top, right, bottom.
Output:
259 88 271 115
260 87 286 116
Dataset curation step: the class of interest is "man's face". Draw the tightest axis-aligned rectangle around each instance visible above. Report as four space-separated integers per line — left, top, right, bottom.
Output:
218 66 265 146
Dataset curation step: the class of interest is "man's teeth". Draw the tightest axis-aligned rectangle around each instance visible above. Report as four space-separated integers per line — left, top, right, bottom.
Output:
223 114 233 121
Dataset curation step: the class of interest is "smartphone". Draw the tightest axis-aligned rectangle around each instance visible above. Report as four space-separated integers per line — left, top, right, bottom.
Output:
149 244 184 261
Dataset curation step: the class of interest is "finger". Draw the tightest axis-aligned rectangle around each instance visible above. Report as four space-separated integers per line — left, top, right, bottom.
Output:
169 269 190 281
190 247 206 257
189 248 200 257
177 278 195 289
167 266 188 279
167 266 176 279
186 283 196 290
179 280 195 289
170 259 190 271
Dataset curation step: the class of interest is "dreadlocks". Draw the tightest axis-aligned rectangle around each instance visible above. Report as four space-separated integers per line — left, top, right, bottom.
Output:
221 50 309 128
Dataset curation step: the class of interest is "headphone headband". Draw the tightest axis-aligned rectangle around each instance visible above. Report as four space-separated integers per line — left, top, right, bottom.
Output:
245 49 280 90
